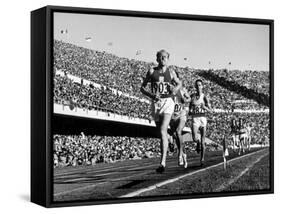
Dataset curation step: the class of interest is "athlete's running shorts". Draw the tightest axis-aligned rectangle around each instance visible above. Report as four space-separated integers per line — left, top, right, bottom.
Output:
192 116 207 129
171 109 187 121
151 97 175 122
170 110 187 131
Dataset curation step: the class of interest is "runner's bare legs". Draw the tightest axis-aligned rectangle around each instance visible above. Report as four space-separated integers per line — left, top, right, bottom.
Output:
158 113 173 168
192 125 200 154
200 126 206 164
175 117 187 167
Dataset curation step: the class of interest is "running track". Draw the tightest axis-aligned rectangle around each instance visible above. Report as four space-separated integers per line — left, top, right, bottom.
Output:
53 148 268 202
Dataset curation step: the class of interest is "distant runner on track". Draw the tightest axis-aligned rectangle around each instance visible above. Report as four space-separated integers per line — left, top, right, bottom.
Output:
189 79 212 166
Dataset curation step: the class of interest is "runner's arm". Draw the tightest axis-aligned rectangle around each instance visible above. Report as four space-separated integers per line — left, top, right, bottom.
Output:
203 94 213 112
140 68 158 100
182 88 191 104
170 69 182 95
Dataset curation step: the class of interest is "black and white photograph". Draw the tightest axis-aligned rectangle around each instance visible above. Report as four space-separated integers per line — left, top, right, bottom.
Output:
51 9 273 204
2 0 281 212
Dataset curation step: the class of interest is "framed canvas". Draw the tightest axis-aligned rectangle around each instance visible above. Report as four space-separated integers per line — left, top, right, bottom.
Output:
31 5 274 208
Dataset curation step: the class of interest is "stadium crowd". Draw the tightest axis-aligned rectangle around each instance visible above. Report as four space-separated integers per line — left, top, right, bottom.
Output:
197 69 269 107
54 40 269 112
205 112 269 145
215 69 269 96
53 40 270 168
53 111 269 168
54 74 150 119
53 134 160 168
54 40 151 97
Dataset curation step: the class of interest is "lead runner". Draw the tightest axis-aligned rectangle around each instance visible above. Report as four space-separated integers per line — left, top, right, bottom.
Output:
140 49 182 173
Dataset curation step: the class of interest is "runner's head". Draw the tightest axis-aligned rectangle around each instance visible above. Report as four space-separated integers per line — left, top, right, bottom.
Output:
195 79 203 92
156 49 169 66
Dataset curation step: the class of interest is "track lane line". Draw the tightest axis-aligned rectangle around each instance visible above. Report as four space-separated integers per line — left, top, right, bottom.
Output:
214 151 269 192
119 149 267 198
54 157 197 197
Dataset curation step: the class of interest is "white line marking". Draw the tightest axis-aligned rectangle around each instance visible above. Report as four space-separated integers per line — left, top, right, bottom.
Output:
119 149 267 198
215 151 269 192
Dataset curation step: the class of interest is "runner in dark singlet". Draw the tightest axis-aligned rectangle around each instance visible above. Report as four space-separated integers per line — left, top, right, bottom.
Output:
140 50 182 173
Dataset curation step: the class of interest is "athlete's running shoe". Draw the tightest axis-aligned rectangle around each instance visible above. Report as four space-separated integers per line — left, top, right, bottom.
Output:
156 165 165 173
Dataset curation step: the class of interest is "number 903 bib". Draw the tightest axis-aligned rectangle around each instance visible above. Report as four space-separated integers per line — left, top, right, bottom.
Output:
151 82 171 95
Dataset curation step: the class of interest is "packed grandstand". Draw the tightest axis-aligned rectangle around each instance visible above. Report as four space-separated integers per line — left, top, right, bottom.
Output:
53 40 270 168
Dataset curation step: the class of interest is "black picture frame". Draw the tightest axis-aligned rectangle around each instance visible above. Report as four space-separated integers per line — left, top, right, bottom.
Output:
31 5 274 208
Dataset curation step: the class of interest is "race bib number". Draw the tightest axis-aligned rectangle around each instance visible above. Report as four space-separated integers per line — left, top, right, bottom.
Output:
174 103 182 113
190 105 205 114
151 82 170 95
